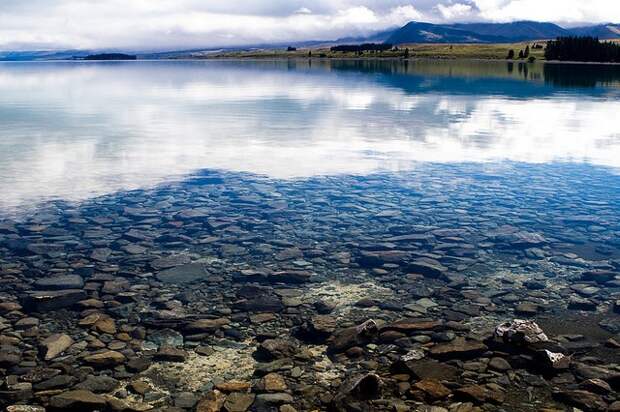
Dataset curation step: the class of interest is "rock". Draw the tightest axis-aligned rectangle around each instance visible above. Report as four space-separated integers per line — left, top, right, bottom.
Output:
258 373 287 392
454 385 496 405
75 375 119 393
333 374 382 407
185 318 229 332
413 379 452 400
429 338 487 360
49 389 107 410
256 339 298 361
154 347 187 362
407 258 447 278
392 359 459 381
568 297 597 311
40 333 73 360
21 289 86 312
151 254 191 270
156 263 208 284
298 315 337 342
494 319 548 345
328 319 378 353
581 270 617 284
255 393 294 405
579 379 612 395
6 406 46 412
382 319 441 333
196 390 227 412
83 350 126 367
0 345 22 367
553 390 607 411
34 275 84 290
215 381 252 393
515 302 539 316
488 357 511 372
223 392 255 412
536 350 570 372
237 296 283 313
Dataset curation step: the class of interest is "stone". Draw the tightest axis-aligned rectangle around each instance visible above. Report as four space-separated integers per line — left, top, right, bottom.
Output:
488 357 511 372
429 338 487 360
553 390 607 411
21 289 86 312
223 392 255 412
185 318 229 332
392 359 459 381
196 390 227 412
34 275 84 290
259 373 287 392
256 339 298 361
216 381 252 393
156 263 208 284
6 406 46 412
75 375 120 393
414 379 452 400
154 346 187 362
41 333 73 360
49 390 107 410
407 258 447 278
494 319 548 345
328 319 378 353
83 350 126 367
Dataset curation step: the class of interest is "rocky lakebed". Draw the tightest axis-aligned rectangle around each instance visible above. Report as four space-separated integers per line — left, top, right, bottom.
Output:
0 163 619 412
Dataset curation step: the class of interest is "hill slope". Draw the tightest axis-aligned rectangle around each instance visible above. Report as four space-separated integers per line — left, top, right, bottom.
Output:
386 22 508 44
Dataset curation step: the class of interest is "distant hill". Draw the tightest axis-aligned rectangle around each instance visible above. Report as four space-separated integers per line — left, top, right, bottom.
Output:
83 53 137 60
570 24 620 39
450 21 569 41
386 22 507 44
385 21 620 45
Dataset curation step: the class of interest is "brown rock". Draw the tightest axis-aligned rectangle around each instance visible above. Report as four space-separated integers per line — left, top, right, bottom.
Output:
223 392 255 412
41 333 73 360
260 373 287 392
414 379 452 400
49 390 107 410
196 390 227 412
216 381 251 393
83 350 126 367
429 338 487 360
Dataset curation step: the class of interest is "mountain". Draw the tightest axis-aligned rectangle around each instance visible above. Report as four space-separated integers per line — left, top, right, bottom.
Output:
386 22 508 44
450 21 569 41
385 21 620 45
570 24 620 39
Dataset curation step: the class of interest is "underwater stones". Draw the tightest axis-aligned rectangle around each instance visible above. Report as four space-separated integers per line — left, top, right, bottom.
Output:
494 320 548 345
0 345 22 367
406 258 447 279
40 333 73 360
328 319 379 353
256 339 298 361
156 262 209 284
83 350 126 367
196 390 227 412
151 254 191 270
553 390 608 412
581 270 617 284
393 359 459 381
49 390 107 410
223 392 255 412
413 379 452 400
568 297 597 311
382 319 442 333
34 274 84 290
185 318 230 333
429 338 487 360
21 289 86 312
154 346 188 362
237 295 283 313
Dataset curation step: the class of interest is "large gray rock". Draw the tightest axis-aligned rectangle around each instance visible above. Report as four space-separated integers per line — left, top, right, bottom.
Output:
156 263 208 284
21 289 86 312
34 275 84 290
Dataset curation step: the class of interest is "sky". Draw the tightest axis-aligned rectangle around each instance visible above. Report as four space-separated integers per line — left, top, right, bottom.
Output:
0 0 619 51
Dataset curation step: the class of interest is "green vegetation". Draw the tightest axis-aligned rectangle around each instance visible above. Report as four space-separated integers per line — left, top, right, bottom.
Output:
545 36 620 62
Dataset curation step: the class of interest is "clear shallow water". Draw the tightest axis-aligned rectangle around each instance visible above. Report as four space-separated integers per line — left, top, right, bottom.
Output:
0 59 619 214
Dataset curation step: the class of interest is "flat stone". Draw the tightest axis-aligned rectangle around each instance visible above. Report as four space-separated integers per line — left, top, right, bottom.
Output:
34 275 84 290
41 333 73 360
83 350 126 367
156 263 208 284
414 379 452 400
223 392 255 412
21 289 86 312
429 338 487 360
49 390 107 410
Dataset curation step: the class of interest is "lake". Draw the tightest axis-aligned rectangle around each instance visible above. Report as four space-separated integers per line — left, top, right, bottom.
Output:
0 60 619 411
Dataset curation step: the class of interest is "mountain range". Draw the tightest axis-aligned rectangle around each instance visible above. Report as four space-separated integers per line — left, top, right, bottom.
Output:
385 21 620 44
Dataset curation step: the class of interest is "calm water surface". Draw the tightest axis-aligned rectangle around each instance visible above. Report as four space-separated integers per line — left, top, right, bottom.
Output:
0 59 619 214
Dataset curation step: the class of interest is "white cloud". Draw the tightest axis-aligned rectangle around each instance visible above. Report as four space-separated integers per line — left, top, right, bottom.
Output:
0 1 619 51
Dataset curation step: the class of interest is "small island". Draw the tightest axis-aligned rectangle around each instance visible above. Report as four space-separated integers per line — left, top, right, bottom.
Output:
83 53 137 61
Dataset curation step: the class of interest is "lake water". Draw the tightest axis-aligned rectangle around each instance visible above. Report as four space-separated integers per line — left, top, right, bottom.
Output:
1 60 620 411
0 60 619 214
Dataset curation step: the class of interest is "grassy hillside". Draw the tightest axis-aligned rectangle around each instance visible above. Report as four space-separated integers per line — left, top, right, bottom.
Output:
189 42 547 61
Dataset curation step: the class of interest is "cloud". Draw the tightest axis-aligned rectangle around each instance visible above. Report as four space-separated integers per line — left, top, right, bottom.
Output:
0 1 619 51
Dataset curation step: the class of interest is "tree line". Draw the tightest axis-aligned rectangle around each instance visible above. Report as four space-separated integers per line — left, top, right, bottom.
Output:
545 36 620 63
330 43 393 53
